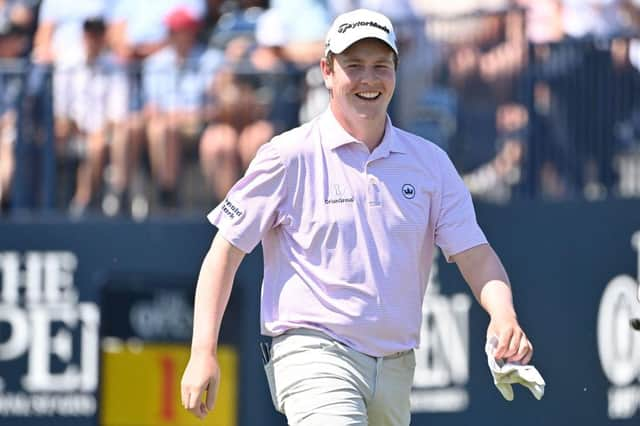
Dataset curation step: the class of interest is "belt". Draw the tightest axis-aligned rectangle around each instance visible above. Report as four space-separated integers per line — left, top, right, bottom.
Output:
278 328 412 360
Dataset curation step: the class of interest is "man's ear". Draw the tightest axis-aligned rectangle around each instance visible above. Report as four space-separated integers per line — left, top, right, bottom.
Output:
320 57 332 90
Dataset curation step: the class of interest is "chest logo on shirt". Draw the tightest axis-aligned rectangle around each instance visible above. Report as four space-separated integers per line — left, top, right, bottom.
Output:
325 184 354 205
402 184 416 199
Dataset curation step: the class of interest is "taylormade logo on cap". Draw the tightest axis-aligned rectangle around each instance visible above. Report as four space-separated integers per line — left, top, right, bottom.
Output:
325 9 398 56
337 21 390 35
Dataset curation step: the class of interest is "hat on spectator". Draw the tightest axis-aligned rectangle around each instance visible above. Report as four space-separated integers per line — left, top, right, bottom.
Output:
256 9 289 47
324 9 397 56
165 6 201 32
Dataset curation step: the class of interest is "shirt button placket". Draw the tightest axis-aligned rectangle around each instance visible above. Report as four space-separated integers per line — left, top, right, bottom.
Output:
366 163 382 207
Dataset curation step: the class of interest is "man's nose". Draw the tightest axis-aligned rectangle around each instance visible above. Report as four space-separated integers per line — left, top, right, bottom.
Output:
359 66 377 83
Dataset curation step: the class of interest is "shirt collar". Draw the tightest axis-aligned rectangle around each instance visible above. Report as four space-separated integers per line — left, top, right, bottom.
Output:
319 107 407 155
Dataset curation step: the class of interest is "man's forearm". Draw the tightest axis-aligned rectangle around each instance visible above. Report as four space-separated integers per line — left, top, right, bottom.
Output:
453 244 517 319
479 280 517 320
190 233 245 354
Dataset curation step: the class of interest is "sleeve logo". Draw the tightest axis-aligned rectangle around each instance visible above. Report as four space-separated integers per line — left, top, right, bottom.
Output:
221 199 244 220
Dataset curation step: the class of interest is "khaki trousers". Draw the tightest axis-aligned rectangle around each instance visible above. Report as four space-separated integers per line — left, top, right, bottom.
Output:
264 329 415 426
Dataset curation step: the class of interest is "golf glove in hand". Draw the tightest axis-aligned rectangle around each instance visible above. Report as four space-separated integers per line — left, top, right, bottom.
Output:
485 336 545 401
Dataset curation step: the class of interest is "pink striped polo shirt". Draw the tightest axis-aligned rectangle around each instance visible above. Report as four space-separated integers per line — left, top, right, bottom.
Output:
208 108 487 357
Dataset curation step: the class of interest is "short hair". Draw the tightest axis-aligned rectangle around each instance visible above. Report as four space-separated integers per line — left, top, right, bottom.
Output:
83 17 106 34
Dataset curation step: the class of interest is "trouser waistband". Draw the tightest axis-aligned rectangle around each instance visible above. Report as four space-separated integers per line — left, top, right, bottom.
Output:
278 328 412 360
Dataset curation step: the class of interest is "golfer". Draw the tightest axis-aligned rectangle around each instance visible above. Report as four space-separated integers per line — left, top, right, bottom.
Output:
181 8 534 425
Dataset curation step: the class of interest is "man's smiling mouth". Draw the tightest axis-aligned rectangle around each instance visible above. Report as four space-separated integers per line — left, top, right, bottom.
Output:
355 91 381 100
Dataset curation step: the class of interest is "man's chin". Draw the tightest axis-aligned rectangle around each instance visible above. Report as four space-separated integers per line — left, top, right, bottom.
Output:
332 103 387 123
351 102 385 115
355 109 386 121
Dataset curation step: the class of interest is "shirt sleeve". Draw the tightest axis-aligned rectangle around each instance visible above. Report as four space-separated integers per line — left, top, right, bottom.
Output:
207 142 288 253
434 150 488 262
37 0 54 22
142 53 171 109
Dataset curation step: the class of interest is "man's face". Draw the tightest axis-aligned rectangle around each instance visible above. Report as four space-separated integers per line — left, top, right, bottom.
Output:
83 32 105 58
321 38 396 125
170 28 197 54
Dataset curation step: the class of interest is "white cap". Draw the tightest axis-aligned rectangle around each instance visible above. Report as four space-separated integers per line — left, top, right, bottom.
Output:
325 9 398 56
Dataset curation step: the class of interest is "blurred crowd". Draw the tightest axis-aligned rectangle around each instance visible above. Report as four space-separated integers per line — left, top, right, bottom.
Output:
417 0 640 202
0 0 639 218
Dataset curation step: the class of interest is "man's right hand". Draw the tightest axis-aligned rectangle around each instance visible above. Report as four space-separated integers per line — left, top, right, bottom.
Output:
180 351 220 419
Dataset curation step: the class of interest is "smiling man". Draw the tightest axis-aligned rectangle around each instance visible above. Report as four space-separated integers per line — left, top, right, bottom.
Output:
181 8 536 426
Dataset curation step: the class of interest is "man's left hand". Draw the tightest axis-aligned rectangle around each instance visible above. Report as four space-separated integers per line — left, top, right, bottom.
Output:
487 314 533 364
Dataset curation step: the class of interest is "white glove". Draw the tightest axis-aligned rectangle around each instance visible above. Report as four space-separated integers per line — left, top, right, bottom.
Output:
485 336 546 401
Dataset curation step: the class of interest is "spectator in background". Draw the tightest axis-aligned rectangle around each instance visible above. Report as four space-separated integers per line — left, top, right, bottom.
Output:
32 0 112 67
621 0 640 28
105 0 205 217
463 102 528 201
54 17 128 215
0 28 21 212
606 12 640 197
555 0 633 198
432 2 528 201
262 0 331 123
25 0 113 211
109 0 205 63
268 0 330 65
328 0 415 19
0 0 35 40
0 0 35 213
560 1 627 198
249 8 304 135
142 6 223 208
199 7 303 203
207 0 265 55
31 0 114 122
0 111 13 212
562 0 625 40
519 0 629 199
200 0 224 43
516 0 565 44
515 0 574 198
